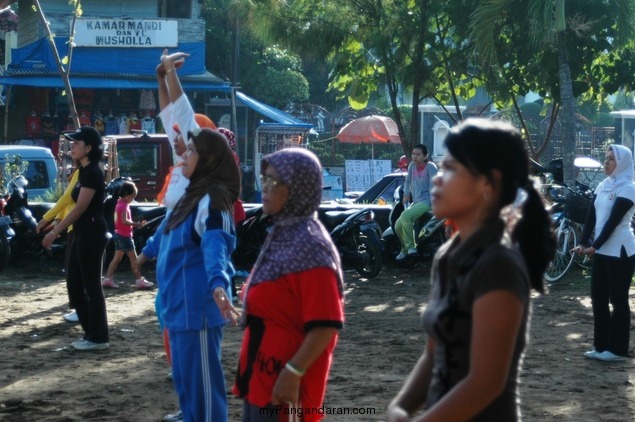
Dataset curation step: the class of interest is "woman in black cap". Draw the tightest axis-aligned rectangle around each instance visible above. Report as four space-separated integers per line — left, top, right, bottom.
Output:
42 126 110 351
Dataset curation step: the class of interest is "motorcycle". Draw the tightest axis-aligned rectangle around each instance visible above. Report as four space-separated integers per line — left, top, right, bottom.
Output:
381 188 448 269
103 176 167 266
233 205 384 279
0 175 64 267
321 207 384 278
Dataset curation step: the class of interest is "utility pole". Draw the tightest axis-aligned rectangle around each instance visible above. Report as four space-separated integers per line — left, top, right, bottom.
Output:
231 17 241 161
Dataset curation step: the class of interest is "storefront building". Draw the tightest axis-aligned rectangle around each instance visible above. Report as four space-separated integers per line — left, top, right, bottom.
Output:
0 0 230 147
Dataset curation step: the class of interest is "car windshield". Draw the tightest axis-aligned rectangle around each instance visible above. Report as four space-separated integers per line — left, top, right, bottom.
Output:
117 143 159 177
2 159 50 190
355 176 405 204
23 160 50 189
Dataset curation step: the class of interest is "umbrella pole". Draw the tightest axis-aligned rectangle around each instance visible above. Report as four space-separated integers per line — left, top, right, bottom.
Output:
371 143 375 184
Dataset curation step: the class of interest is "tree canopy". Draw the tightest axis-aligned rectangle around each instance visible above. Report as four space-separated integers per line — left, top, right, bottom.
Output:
225 0 635 171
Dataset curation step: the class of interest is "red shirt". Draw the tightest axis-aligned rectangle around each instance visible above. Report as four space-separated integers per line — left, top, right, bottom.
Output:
234 267 344 421
25 115 42 136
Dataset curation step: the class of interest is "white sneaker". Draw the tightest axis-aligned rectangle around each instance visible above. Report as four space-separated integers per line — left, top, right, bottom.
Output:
102 277 119 289
73 339 109 351
63 311 79 323
70 338 85 347
396 252 407 260
584 349 600 359
163 410 183 421
596 351 627 362
407 248 418 255
135 277 154 289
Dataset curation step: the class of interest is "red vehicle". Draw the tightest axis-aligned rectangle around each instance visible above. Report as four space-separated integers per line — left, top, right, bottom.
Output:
106 131 174 202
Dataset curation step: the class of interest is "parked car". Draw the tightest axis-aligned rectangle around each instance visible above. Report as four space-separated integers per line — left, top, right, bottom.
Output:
352 171 406 205
319 172 405 233
105 131 174 202
0 146 58 200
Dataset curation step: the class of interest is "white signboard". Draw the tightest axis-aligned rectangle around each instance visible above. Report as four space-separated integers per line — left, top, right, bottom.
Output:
322 174 343 200
74 19 178 47
345 160 392 192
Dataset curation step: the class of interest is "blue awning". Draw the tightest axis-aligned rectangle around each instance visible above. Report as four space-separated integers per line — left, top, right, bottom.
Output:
0 70 229 90
0 37 230 91
236 91 315 131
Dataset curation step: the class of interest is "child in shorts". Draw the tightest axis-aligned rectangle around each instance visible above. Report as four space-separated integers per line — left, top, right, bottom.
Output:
102 181 154 289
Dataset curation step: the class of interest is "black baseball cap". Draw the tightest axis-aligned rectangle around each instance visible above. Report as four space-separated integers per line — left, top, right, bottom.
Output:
64 126 102 149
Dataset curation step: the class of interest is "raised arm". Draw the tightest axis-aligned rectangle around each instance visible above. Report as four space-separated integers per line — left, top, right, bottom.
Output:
156 48 186 112
161 51 190 106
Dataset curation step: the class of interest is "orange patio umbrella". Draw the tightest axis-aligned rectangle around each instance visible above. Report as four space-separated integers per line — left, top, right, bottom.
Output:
337 115 402 183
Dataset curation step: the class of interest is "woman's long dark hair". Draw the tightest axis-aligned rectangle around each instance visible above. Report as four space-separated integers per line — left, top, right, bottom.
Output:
444 119 555 292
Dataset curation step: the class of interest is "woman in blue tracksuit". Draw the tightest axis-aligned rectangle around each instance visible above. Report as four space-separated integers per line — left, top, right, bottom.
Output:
138 128 240 422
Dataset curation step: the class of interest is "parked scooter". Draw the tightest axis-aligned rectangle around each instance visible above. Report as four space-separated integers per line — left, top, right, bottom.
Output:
321 207 384 278
0 175 64 266
232 205 273 273
103 177 167 266
233 205 384 278
0 184 15 272
382 188 447 269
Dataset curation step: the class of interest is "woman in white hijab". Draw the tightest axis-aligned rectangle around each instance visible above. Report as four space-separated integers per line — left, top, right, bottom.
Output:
575 144 635 362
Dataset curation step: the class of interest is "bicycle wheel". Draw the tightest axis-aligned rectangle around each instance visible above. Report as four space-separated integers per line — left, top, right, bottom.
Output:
544 221 577 282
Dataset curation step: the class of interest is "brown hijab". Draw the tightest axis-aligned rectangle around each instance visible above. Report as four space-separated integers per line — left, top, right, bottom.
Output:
164 128 240 233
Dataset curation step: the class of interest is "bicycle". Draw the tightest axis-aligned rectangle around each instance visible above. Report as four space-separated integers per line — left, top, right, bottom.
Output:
544 186 593 282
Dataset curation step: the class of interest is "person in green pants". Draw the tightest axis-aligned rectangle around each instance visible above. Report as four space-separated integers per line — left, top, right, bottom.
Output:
395 144 438 260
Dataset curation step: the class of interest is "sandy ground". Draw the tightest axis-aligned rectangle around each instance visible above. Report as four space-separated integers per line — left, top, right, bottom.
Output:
1 254 635 421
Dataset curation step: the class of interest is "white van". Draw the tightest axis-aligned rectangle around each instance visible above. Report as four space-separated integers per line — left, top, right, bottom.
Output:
0 146 58 200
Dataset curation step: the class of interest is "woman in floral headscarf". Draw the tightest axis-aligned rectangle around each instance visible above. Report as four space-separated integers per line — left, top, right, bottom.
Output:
233 148 345 422
575 144 635 362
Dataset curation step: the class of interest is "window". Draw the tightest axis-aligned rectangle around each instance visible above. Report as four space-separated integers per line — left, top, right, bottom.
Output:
23 161 50 189
158 0 191 18
117 144 159 177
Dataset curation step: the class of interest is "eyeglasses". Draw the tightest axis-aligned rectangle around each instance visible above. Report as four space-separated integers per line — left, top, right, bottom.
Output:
260 175 283 189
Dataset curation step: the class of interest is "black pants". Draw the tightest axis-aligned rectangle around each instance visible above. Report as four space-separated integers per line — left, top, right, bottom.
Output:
591 249 635 356
66 226 109 344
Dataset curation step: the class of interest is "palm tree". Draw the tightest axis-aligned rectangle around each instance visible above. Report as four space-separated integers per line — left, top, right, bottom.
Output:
470 0 635 188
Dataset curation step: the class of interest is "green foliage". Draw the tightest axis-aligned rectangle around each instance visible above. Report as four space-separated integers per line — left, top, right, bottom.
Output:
36 182 64 203
519 102 544 122
232 0 480 156
241 46 310 109
0 155 28 194
596 112 615 128
253 68 309 109
230 0 635 163
612 88 634 110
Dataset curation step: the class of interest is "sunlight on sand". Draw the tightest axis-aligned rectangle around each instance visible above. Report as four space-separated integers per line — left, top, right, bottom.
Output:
363 304 389 312
393 304 415 313
578 297 592 308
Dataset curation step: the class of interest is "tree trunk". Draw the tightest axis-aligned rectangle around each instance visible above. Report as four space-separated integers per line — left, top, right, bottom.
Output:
557 31 576 189
33 0 79 129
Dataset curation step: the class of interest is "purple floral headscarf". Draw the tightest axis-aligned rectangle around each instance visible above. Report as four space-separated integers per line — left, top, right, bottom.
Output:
245 148 344 295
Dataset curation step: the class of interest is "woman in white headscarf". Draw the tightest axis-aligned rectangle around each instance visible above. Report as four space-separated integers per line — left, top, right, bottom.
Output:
575 144 635 362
